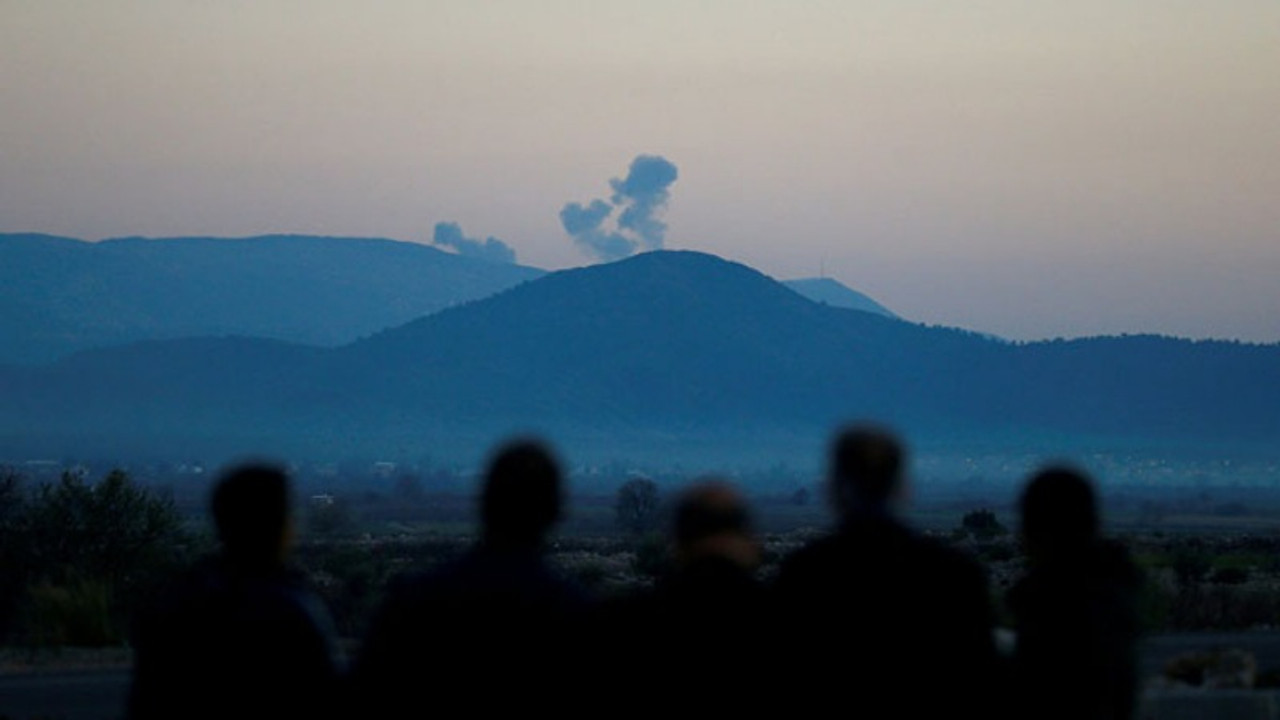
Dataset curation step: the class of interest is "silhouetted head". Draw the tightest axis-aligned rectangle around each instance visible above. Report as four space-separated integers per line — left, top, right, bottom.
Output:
672 480 760 570
1020 465 1099 562
480 439 563 548
829 425 905 516
212 463 292 569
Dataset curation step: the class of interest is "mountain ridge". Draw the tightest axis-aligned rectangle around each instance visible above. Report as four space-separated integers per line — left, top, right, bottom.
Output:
0 232 544 363
2 249 1275 463
0 234 905 364
783 277 898 318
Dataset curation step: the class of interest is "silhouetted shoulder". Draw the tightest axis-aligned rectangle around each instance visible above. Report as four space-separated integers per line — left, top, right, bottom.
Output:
1010 466 1142 720
130 558 339 720
354 440 589 715
393 546 588 616
1095 538 1142 588
1008 539 1141 634
772 517 995 715
589 480 766 713
777 517 984 592
353 546 589 714
772 426 997 715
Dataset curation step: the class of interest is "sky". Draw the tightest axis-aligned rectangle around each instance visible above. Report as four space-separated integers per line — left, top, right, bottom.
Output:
3 1 1278 342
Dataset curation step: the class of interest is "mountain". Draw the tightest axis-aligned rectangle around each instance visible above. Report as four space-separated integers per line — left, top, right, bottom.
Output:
0 233 543 364
1 250 1277 464
783 277 897 318
0 233 904 366
336 252 983 430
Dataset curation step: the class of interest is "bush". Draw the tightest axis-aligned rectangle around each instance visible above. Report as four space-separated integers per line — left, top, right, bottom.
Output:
1208 567 1250 586
959 509 1007 540
4 469 190 646
22 579 116 648
1171 548 1212 587
615 478 660 536
630 533 670 579
567 560 609 592
306 496 354 539
978 542 1017 563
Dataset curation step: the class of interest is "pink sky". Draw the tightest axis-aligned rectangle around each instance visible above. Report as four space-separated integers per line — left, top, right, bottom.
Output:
3 1 1277 341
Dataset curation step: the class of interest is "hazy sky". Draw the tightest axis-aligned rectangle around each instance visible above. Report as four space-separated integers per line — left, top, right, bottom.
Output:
3 1 1277 342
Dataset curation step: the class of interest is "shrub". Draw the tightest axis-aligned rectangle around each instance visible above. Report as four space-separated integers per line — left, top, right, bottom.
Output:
22 579 116 648
306 496 354 539
615 478 660 536
1208 567 1250 586
630 533 670 580
7 469 189 647
959 509 1007 540
1171 548 1212 587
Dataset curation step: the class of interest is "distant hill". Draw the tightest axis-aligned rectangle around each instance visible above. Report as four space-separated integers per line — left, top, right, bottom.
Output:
783 277 898 318
2 250 1276 464
0 233 543 364
0 233 903 365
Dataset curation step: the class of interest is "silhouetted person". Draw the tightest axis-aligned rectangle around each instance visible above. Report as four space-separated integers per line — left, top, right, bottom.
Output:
352 439 588 715
1008 466 1141 720
602 480 766 710
671 480 762 577
128 464 340 720
773 426 997 715
661 480 765 638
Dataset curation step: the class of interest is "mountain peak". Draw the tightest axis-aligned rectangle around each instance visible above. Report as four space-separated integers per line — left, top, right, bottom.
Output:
594 249 764 275
784 277 898 318
518 249 810 316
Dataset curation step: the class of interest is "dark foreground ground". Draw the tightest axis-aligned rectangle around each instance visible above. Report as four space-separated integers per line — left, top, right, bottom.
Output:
7 632 1280 720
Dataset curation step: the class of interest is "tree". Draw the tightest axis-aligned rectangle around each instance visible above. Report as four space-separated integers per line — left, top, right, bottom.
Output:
615 477 660 536
24 470 186 586
959 508 1007 540
306 495 353 538
15 469 189 645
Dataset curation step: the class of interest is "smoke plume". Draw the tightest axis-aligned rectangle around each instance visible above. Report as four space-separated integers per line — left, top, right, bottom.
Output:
560 155 678 262
432 222 517 264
